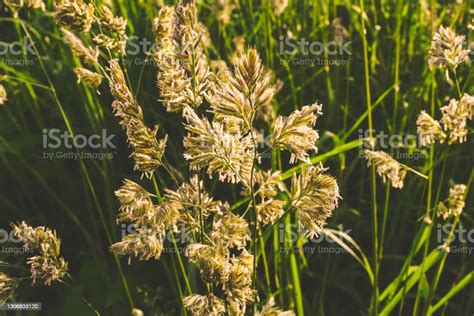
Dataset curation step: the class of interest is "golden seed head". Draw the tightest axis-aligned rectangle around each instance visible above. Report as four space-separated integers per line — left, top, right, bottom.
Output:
5 0 45 17
257 296 296 316
416 111 446 146
271 0 288 16
440 98 469 144
108 59 168 177
183 107 254 184
73 67 103 89
99 6 127 36
437 184 468 219
272 103 322 164
155 1 211 112
61 27 99 65
0 84 7 105
428 26 469 71
12 221 68 285
54 0 95 33
224 250 256 315
183 294 226 316
211 204 251 249
164 175 221 231
365 150 407 189
110 227 164 262
185 243 229 283
0 273 20 305
291 164 341 237
209 48 275 128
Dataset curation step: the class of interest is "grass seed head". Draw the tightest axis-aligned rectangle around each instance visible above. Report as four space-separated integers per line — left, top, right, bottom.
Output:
416 110 446 146
73 67 102 90
291 164 340 237
428 26 469 72
0 85 7 105
365 150 407 189
0 273 20 305
183 294 226 316
61 27 99 65
54 0 94 33
440 98 469 144
271 103 322 164
12 221 68 285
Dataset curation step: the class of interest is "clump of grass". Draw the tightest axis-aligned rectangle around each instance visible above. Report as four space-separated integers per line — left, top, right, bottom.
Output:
0 0 472 315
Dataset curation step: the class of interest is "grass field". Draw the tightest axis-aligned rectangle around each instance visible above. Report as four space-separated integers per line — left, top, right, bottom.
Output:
0 0 473 315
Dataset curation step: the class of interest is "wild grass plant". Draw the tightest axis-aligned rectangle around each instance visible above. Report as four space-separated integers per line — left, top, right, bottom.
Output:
0 0 473 315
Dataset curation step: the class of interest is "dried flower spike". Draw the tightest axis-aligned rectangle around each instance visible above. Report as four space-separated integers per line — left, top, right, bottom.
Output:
164 175 221 231
115 179 156 225
364 150 407 189
211 204 251 249
209 48 275 128
108 59 167 178
110 227 164 262
0 84 7 105
73 67 102 90
440 98 469 144
459 93 474 120
0 273 19 305
99 6 127 36
54 0 95 33
428 26 469 73
271 0 288 16
154 1 211 111
183 294 226 316
224 250 256 315
185 243 229 283
183 107 254 184
257 297 296 316
5 0 45 17
271 104 323 163
12 221 68 285
61 28 99 65
416 111 446 146
291 164 340 237
437 184 467 219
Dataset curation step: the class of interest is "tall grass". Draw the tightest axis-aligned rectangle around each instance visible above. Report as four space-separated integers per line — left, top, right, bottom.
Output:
0 0 472 315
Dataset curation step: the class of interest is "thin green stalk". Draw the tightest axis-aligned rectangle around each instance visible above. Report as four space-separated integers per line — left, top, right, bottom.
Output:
412 70 437 316
285 214 304 315
423 217 460 314
379 183 391 260
359 0 379 313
